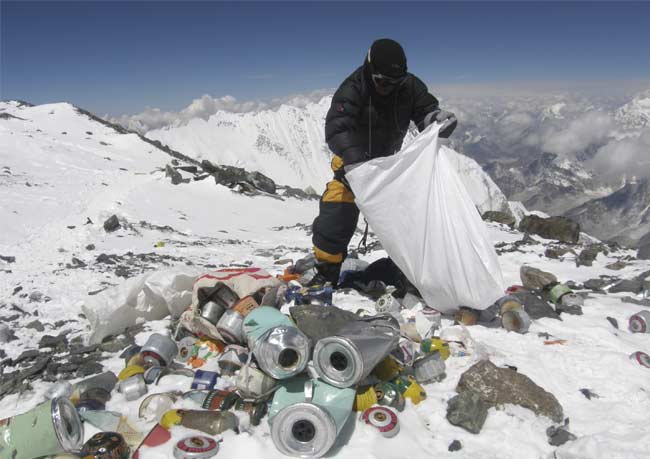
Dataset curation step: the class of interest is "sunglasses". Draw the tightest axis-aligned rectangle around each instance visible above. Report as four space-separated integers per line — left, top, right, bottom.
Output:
372 73 406 88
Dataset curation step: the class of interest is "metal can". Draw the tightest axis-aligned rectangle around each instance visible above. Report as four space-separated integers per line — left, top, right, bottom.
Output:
203 282 240 309
352 385 378 412
374 382 405 412
495 295 524 315
73 371 118 396
630 351 650 368
173 436 219 459
233 296 260 317
394 375 426 405
549 284 573 304
202 390 240 411
177 410 239 436
218 345 248 375
191 370 218 390
413 351 446 383
79 432 130 459
141 333 179 367
119 345 142 366
420 338 451 360
361 406 400 438
216 309 245 344
629 310 650 333
454 307 480 326
0 397 84 459
501 309 532 334
235 363 278 400
376 294 401 316
233 399 268 426
176 337 198 363
118 374 148 401
143 366 164 385
199 300 227 326
74 398 106 414
118 365 146 381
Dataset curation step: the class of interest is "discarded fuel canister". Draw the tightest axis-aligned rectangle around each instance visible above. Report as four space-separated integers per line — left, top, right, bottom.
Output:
177 410 239 436
629 311 650 333
236 363 278 400
269 377 355 458
143 366 164 384
75 398 106 414
420 338 451 360
394 375 426 405
0 397 84 459
73 371 118 396
199 300 227 326
234 399 268 426
501 309 532 334
120 345 142 366
353 385 378 412
176 336 198 363
375 294 401 316
202 390 240 411
79 432 130 459
549 284 573 304
373 355 403 381
142 333 179 367
173 436 219 459
202 281 240 310
191 370 219 390
216 309 245 344
374 382 405 412
118 374 148 401
218 344 248 375
361 406 400 438
244 306 310 380
495 295 524 315
413 351 446 383
313 315 400 388
630 351 650 368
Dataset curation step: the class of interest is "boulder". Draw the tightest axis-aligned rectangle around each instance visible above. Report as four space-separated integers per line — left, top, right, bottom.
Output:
520 266 557 290
518 215 580 243
456 360 564 422
103 215 120 233
165 164 184 185
446 391 489 434
637 244 650 260
246 171 276 194
511 290 560 320
583 278 606 291
608 279 643 294
482 211 516 227
576 244 608 267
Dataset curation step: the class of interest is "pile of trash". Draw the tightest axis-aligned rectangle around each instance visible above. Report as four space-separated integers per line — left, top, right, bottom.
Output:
2 258 649 459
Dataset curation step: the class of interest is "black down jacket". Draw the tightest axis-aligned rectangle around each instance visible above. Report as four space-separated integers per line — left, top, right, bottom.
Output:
325 61 440 166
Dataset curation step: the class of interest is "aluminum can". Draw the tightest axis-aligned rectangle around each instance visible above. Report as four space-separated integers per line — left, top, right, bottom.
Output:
216 309 245 344
235 363 278 400
629 310 650 333
233 399 268 426
118 374 148 401
630 351 650 368
374 382 405 412
173 436 219 459
177 410 239 436
549 284 573 304
217 345 248 375
0 397 83 459
141 333 178 367
361 406 400 438
198 300 226 326
495 295 524 315
202 390 240 411
313 315 400 388
176 336 198 363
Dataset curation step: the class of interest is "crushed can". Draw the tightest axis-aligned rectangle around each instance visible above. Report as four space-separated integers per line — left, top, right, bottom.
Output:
313 315 400 388
79 432 130 459
142 333 178 367
120 345 142 366
413 351 446 383
374 382 405 411
233 399 269 426
361 406 400 438
393 375 426 405
495 295 524 315
216 309 245 344
0 397 83 459
629 310 650 333
236 363 278 400
218 344 248 375
243 306 310 380
202 390 240 411
420 338 451 360
630 351 650 368
118 374 148 401
501 308 531 334
173 436 219 459
268 377 355 458
198 300 227 326
177 410 239 436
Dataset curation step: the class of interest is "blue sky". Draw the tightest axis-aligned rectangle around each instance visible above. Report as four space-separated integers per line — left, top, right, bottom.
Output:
1 1 649 116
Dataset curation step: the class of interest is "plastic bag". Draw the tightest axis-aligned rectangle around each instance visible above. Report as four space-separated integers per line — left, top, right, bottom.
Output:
346 123 504 313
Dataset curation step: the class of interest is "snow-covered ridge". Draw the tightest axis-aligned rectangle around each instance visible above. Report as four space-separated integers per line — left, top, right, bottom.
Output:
615 89 650 129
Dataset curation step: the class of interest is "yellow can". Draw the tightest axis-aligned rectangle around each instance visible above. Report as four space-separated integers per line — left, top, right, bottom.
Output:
159 410 182 429
352 385 378 412
117 365 145 381
372 356 403 381
420 338 451 360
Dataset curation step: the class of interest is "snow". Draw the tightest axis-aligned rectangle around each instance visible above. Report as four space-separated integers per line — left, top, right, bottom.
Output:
2 101 650 459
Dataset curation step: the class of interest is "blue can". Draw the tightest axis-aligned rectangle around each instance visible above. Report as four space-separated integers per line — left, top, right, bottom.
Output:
191 370 218 390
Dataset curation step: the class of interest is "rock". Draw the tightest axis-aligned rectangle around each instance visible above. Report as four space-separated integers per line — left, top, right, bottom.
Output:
13 349 41 365
547 425 577 446
0 323 17 343
576 244 609 267
282 186 317 200
38 334 68 351
290 304 361 343
518 215 580 243
446 391 489 434
86 244 96 251
29 291 43 302
201 159 219 173
456 360 564 422
177 165 198 174
70 257 86 268
544 246 573 259
520 266 558 290
26 320 45 332
512 290 560 320
70 344 100 355
20 356 51 379
605 260 627 271
482 211 515 227
583 278 606 291
96 253 119 264
247 171 276 194
0 255 16 263
165 164 184 185
448 440 462 452
620 296 650 307
99 334 132 353
103 215 120 232
76 362 103 378
609 279 643 294
579 388 599 400
637 244 650 260
606 317 619 329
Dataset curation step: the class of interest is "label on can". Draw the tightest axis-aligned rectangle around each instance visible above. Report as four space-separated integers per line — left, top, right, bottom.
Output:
233 296 259 317
191 370 218 390
361 406 400 438
174 436 219 459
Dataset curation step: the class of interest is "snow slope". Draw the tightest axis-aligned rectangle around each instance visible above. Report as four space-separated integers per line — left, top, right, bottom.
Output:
2 101 650 459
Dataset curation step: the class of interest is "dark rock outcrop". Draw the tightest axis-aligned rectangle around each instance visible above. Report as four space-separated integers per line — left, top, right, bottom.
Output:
519 215 580 243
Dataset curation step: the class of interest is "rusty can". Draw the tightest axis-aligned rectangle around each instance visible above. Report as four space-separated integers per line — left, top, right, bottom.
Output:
501 309 531 334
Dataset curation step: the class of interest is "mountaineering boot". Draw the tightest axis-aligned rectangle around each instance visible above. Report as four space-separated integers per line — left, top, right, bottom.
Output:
307 262 342 287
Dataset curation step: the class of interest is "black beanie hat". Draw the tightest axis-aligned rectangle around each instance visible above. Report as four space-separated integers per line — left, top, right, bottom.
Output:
367 38 407 78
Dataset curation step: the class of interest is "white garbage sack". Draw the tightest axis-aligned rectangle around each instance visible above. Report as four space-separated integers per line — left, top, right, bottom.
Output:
346 123 504 313
83 268 200 344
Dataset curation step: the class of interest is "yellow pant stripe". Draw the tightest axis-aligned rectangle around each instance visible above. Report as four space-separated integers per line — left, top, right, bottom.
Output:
313 246 344 264
322 180 355 204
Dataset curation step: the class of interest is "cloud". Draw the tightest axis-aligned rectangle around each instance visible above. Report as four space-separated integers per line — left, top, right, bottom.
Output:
541 111 613 156
109 89 333 133
589 129 650 181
